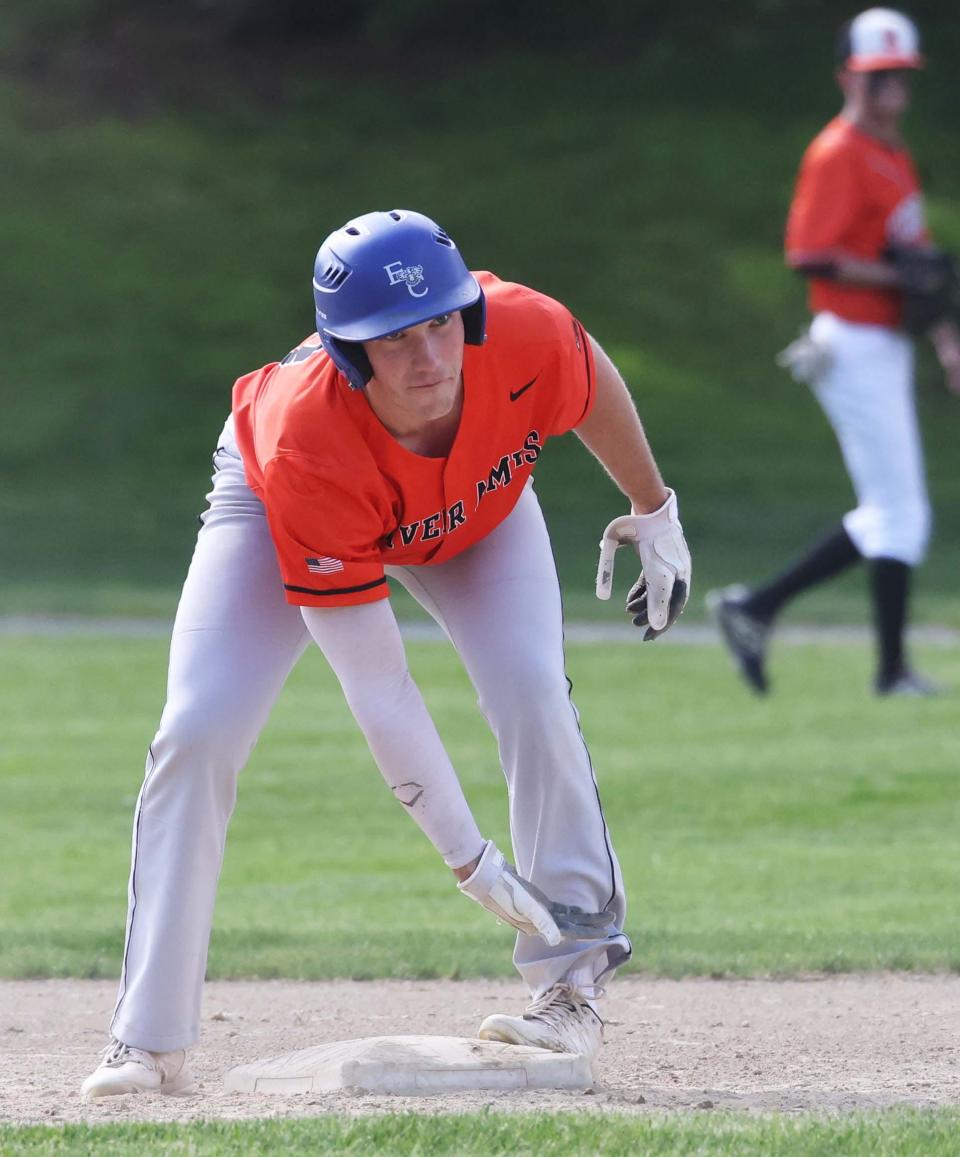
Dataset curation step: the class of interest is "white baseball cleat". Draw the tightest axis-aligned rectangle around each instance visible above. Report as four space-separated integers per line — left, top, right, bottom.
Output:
80 1038 196 1099
478 983 603 1059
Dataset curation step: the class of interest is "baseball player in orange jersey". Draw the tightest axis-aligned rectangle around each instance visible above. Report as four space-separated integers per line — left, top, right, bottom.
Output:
709 8 960 696
81 209 691 1098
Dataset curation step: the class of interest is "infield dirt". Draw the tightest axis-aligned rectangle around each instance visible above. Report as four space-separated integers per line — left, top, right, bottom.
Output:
2 975 958 1124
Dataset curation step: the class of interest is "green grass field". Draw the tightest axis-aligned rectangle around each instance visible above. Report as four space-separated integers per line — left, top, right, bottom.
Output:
3 29 960 622
6 1109 960 1156
2 633 958 981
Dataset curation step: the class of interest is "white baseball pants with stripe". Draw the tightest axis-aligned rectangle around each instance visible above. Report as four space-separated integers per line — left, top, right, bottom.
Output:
110 417 630 1052
809 311 930 566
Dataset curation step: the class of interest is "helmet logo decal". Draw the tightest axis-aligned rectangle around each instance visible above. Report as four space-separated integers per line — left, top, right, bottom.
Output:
384 261 428 298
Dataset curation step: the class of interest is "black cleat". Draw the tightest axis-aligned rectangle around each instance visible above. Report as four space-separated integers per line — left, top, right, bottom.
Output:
706 585 771 695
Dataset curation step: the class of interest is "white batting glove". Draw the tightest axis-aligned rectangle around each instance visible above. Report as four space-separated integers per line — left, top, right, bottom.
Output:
775 330 833 385
458 841 613 946
596 488 691 640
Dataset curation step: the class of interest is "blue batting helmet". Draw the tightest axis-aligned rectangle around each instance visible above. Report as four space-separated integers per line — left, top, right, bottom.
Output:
313 209 486 390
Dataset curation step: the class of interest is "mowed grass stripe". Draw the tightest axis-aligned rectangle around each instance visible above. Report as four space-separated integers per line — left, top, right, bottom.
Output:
5 1110 960 1155
2 52 960 624
1 636 958 979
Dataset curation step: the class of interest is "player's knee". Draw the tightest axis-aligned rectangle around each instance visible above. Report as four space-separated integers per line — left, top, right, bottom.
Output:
151 700 254 779
478 652 570 720
885 499 931 565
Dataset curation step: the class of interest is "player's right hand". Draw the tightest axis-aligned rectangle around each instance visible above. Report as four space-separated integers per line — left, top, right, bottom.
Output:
457 841 613 946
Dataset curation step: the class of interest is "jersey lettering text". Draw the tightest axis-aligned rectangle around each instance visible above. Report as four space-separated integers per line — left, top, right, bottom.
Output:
477 431 542 504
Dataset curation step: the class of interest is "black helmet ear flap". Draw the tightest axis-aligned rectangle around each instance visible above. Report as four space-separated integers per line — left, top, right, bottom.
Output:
461 289 487 346
319 333 374 390
337 340 374 387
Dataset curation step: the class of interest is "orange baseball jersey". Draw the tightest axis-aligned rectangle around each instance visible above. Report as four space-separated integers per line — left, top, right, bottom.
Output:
232 272 596 607
785 116 928 327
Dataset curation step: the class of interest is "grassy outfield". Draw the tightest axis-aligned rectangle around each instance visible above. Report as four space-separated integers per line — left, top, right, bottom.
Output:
2 633 959 980
3 29 960 623
5 1110 960 1155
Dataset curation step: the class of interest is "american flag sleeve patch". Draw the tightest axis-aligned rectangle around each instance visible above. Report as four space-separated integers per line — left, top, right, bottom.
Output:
305 555 345 575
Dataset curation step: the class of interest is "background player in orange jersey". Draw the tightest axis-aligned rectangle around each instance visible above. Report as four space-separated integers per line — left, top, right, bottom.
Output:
81 209 691 1098
709 7 960 697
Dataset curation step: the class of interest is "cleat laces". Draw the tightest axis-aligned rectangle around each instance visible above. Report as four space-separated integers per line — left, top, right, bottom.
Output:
524 983 598 1028
99 1038 155 1071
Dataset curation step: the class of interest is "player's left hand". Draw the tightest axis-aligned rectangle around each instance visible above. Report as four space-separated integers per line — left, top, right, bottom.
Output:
595 489 691 641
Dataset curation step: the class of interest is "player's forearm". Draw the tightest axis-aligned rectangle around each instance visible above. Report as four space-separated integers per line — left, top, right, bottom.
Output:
574 336 669 514
837 258 901 288
301 602 485 870
792 257 899 289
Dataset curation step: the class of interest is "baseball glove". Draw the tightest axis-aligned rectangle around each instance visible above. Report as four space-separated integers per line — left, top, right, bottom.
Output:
886 245 960 334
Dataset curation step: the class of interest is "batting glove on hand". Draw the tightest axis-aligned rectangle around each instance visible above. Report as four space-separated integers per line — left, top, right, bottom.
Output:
595 489 691 640
458 841 613 946
776 330 833 384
